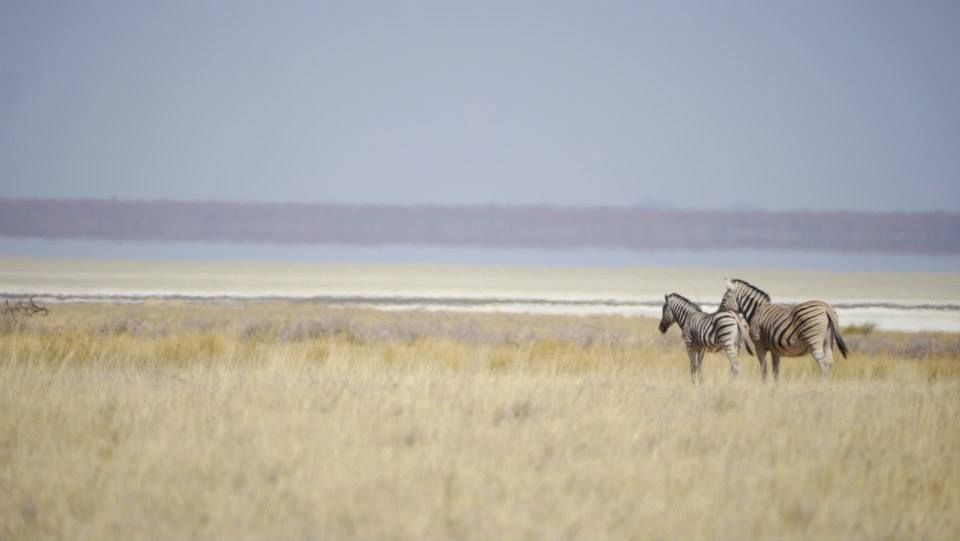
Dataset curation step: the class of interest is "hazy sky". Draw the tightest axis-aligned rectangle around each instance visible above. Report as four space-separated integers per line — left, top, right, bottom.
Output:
2 1 958 211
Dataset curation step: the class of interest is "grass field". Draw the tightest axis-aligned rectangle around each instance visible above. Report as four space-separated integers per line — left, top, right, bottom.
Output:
1 301 959 540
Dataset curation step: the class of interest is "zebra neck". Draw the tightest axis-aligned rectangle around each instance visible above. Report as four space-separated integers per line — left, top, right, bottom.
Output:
670 301 697 328
739 290 767 323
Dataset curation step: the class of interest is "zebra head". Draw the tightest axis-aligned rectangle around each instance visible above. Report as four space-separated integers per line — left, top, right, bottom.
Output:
658 294 675 333
660 295 677 333
720 278 741 312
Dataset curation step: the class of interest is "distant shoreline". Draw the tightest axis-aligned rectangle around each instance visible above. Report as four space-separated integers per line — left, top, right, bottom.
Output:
5 292 960 333
4 238 960 271
4 291 960 313
2 198 958 255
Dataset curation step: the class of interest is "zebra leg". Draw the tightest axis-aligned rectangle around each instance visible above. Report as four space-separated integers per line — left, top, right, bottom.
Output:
697 350 706 383
771 353 781 382
811 345 832 381
823 337 836 375
756 346 768 381
687 346 699 384
724 345 740 380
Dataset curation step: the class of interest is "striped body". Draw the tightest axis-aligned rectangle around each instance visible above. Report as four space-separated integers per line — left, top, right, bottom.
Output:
720 279 848 379
659 293 755 381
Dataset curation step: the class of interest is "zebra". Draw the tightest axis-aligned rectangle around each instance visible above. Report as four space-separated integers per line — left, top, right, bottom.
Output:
658 293 755 382
719 278 849 380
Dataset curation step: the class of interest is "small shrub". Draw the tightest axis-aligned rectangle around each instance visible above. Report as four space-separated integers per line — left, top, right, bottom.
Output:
843 322 876 336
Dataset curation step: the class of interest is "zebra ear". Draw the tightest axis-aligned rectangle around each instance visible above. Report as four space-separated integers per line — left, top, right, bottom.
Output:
725 278 736 290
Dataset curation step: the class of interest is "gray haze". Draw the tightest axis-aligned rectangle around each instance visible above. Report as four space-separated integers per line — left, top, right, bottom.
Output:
2 1 958 211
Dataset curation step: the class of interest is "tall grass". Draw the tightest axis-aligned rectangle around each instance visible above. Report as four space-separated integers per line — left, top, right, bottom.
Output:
1 302 958 540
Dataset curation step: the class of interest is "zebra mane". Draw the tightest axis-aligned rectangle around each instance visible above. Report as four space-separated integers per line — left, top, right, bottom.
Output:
731 279 771 302
666 293 703 313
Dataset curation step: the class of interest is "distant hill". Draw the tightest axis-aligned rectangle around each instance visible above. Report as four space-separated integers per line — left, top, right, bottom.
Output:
1 199 958 255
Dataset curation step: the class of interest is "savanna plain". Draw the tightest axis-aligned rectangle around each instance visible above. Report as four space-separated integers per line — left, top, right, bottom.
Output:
1 301 959 540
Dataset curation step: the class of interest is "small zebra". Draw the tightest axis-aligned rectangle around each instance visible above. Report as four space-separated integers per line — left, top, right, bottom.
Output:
719 278 849 380
659 293 755 382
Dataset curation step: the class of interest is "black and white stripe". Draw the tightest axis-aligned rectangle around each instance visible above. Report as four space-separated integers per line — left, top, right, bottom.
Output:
720 278 849 380
659 293 755 381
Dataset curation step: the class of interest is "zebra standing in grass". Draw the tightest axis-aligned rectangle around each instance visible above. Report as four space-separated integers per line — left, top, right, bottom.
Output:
719 278 849 380
658 293 755 382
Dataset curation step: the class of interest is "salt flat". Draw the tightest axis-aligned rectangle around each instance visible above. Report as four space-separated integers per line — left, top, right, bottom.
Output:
2 256 959 331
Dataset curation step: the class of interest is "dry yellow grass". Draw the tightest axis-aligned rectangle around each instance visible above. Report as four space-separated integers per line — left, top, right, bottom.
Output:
1 302 959 540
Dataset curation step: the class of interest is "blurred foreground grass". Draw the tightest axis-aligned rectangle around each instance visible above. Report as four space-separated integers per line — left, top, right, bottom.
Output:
1 302 959 540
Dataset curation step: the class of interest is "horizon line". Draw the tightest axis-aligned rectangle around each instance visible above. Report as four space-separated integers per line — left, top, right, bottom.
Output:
1 197 957 217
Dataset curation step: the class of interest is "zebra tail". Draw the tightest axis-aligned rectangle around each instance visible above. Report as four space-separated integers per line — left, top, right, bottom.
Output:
828 312 849 359
736 314 756 357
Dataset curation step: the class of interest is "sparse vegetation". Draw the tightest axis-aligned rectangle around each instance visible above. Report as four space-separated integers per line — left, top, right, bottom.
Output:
843 321 877 336
1 296 49 321
1 302 958 540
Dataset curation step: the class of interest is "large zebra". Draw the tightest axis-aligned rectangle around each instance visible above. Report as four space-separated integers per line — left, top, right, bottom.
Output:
658 293 755 381
719 278 849 380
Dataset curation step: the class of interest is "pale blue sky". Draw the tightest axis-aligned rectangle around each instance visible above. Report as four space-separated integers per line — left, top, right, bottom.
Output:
2 1 958 211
